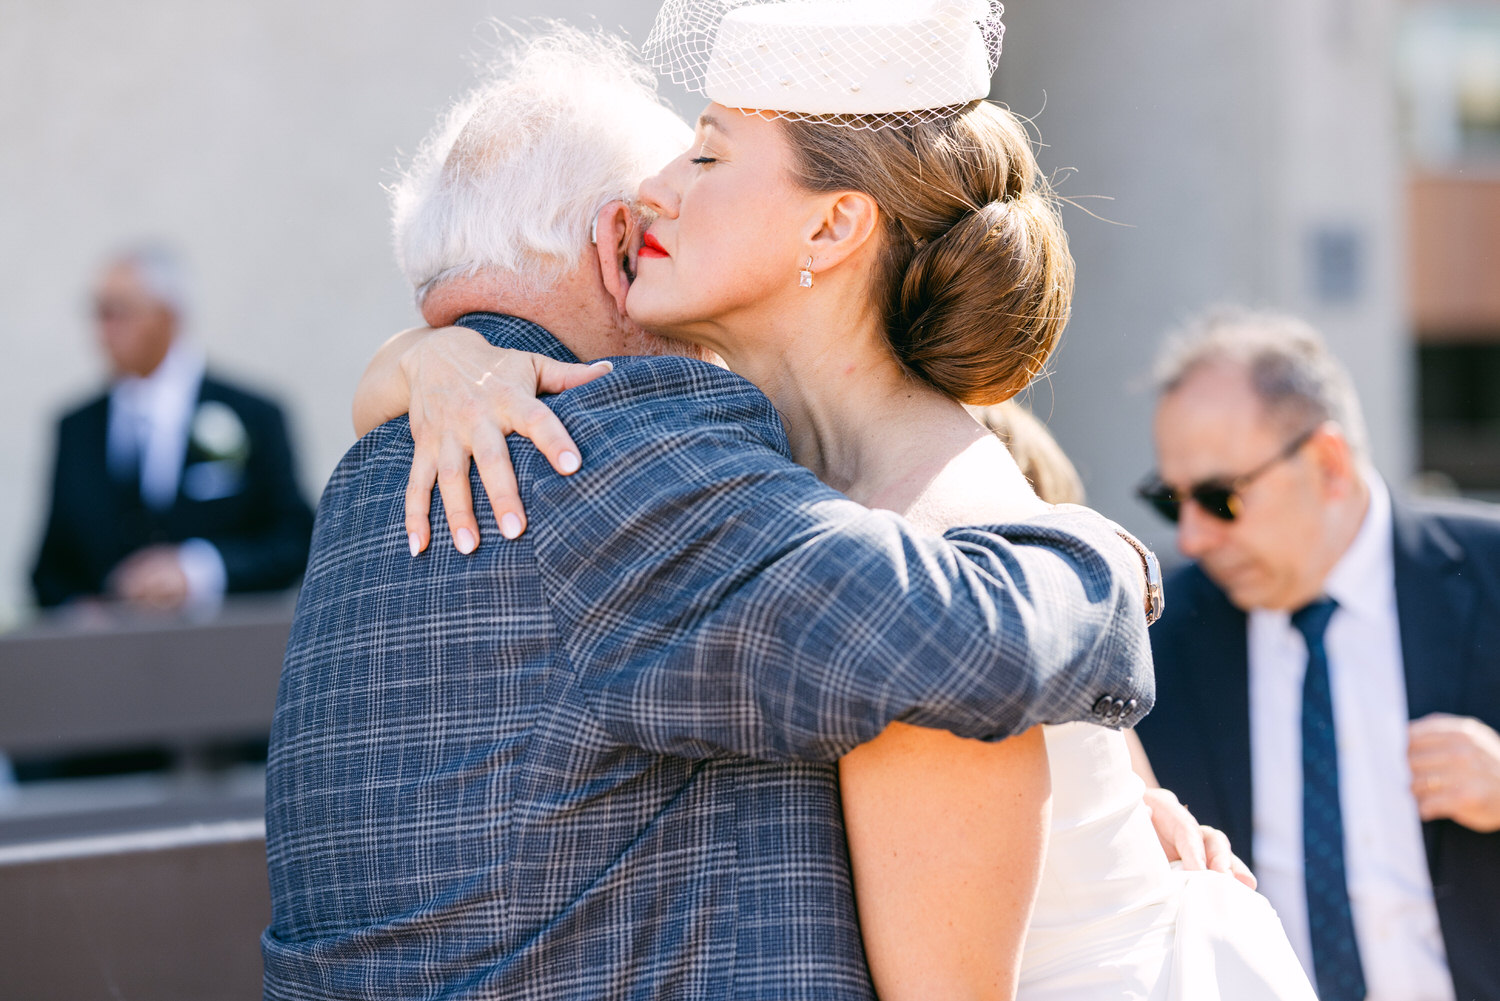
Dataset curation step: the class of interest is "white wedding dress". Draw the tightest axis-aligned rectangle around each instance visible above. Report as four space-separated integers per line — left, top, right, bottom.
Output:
1016 723 1318 1000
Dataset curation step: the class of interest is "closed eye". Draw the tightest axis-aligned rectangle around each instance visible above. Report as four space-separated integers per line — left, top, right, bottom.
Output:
690 156 717 165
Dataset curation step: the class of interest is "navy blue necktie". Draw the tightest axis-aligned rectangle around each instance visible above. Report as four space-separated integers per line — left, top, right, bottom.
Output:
1291 597 1366 1001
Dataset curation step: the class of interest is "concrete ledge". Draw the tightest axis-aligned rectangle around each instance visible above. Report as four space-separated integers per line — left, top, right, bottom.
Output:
0 817 265 865
0 818 269 1000
0 598 291 757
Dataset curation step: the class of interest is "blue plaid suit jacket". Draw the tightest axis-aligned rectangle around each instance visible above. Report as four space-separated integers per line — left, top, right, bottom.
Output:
263 313 1154 1000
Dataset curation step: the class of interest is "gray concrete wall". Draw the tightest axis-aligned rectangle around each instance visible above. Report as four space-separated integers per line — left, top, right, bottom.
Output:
995 0 1410 561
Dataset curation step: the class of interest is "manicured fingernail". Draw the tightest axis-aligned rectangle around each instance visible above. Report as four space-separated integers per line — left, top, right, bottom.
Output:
558 451 580 474
500 513 522 539
591 360 614 372
455 528 477 554
408 533 420 557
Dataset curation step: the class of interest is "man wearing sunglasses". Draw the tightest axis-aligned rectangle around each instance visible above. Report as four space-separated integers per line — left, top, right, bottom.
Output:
1131 310 1500 1001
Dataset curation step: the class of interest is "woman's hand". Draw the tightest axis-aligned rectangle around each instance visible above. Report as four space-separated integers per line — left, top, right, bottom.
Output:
353 325 613 555
1141 786 1257 889
1125 730 1255 887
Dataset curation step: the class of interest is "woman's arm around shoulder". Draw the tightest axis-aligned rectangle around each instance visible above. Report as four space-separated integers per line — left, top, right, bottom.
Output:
351 324 610 553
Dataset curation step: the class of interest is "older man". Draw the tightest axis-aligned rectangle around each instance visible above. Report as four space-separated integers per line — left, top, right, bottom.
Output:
263 28 1159 1001
31 245 313 613
1134 310 1500 1001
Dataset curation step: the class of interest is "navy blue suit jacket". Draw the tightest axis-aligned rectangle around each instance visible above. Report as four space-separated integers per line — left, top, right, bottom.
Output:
31 373 314 607
1136 499 1500 1001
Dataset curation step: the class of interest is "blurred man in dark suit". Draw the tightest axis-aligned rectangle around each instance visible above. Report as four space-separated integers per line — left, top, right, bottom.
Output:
31 245 313 614
1133 310 1500 1001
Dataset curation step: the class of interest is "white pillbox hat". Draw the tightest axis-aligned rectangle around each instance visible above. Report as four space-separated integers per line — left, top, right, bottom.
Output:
647 0 1005 127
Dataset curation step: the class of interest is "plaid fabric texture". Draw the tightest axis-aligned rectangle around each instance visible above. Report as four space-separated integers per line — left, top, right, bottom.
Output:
263 314 1154 1000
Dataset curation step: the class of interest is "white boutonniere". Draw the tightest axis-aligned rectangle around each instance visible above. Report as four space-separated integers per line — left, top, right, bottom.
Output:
190 400 250 465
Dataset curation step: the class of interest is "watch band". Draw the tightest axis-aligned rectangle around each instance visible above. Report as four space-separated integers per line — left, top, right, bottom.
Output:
1115 529 1165 626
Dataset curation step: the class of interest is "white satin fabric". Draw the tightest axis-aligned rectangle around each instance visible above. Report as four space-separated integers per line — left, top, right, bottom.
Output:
1017 723 1317 1000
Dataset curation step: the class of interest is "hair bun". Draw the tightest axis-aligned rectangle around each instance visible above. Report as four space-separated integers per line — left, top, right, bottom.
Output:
894 192 1072 405
779 100 1073 405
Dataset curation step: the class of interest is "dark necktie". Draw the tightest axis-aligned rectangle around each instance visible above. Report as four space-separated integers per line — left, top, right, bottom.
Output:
1291 597 1366 1001
109 403 152 547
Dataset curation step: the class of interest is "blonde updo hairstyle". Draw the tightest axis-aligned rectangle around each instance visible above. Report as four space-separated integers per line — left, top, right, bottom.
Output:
780 101 1073 406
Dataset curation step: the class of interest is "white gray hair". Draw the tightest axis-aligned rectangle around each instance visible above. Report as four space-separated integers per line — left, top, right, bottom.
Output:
390 24 693 303
1154 307 1370 460
110 242 191 319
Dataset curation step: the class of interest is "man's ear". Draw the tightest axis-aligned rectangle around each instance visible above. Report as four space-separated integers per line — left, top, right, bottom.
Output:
802 190 880 272
593 200 634 315
1309 422 1359 497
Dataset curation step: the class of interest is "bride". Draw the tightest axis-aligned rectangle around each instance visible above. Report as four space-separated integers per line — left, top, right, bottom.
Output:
356 2 1315 998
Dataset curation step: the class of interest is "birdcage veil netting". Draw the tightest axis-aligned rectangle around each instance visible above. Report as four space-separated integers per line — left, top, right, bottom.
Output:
643 0 1005 131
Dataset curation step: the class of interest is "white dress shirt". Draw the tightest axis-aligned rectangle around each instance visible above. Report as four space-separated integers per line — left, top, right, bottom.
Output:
106 339 227 611
1248 475 1453 1001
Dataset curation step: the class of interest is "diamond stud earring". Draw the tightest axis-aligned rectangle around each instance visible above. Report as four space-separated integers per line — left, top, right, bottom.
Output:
799 256 814 288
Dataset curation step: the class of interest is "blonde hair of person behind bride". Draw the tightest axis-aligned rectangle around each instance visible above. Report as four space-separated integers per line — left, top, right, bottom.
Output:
970 400 1086 505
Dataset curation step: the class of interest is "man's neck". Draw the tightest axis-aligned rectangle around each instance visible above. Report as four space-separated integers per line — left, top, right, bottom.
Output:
1319 471 1376 585
114 335 196 387
419 264 623 362
1276 474 1374 612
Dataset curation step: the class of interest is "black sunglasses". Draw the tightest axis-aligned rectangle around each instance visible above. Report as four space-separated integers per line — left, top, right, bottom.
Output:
1137 427 1319 524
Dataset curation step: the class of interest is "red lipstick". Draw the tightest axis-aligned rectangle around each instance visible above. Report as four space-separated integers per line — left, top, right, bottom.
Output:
639 232 670 259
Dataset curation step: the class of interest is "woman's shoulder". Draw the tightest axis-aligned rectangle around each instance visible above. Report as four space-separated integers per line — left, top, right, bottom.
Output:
903 433 1049 534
